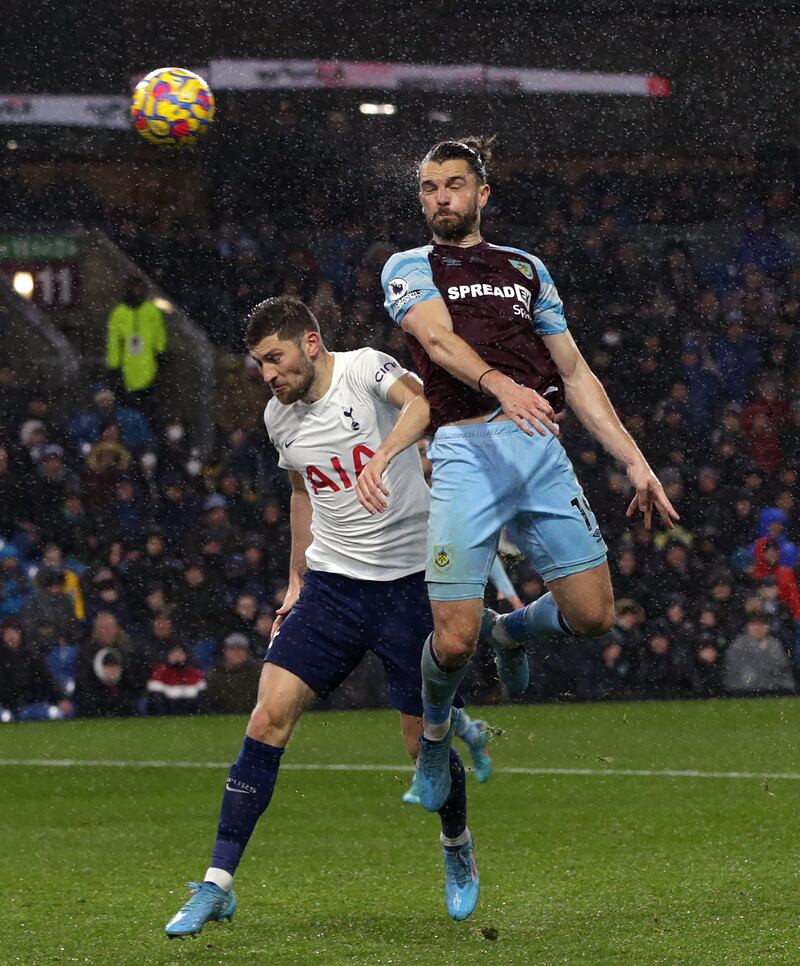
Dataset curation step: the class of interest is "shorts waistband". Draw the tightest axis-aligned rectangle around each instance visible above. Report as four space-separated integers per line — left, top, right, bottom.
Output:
433 419 532 441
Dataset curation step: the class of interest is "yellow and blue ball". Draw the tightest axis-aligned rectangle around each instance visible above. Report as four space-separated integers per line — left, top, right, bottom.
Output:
130 67 215 147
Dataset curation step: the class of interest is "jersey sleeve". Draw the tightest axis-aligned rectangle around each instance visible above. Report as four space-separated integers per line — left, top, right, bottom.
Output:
381 249 442 325
350 348 407 401
531 256 568 336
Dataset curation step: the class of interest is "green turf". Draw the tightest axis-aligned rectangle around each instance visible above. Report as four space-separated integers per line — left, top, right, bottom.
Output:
1 698 799 965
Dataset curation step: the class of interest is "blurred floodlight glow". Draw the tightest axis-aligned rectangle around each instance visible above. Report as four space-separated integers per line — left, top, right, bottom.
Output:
12 272 34 298
359 103 396 115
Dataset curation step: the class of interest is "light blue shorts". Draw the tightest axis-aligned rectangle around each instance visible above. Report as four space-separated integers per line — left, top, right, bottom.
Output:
426 420 607 601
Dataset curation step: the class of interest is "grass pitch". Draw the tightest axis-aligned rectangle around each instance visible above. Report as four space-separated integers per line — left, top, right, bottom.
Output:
1 698 799 965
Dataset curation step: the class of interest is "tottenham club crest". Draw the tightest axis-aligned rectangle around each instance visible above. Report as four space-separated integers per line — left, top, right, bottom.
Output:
433 544 454 571
343 406 360 431
388 277 408 302
509 259 534 280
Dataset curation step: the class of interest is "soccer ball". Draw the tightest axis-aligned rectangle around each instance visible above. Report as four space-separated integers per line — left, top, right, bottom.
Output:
130 67 215 147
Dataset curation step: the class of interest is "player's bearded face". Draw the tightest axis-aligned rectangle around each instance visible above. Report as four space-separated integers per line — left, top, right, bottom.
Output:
419 161 484 243
426 194 480 242
272 345 315 403
251 335 316 404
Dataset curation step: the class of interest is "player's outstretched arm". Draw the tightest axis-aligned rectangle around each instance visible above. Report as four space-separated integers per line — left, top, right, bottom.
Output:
356 374 430 515
272 470 312 638
542 329 680 531
401 300 559 437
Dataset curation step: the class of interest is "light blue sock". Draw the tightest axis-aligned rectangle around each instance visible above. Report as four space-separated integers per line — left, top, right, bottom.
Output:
420 634 469 726
501 592 572 643
453 707 472 738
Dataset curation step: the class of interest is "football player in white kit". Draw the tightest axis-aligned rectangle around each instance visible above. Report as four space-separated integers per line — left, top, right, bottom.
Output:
164 296 481 938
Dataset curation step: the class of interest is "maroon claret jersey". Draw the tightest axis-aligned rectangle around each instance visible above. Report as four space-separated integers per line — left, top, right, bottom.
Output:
381 240 569 431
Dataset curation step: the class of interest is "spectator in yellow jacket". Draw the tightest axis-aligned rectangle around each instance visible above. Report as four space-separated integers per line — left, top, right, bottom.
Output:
105 276 166 425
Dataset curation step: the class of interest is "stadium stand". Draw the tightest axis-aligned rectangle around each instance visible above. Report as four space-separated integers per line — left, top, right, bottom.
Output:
0 135 798 719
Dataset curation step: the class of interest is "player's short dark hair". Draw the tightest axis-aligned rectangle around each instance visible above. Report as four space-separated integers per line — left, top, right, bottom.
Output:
419 135 496 184
244 295 321 348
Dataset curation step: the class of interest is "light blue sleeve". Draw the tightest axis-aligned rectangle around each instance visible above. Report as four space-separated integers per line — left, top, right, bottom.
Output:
488 556 516 600
381 248 442 326
531 255 568 336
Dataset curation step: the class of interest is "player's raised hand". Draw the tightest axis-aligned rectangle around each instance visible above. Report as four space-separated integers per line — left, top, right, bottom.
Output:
356 451 391 514
271 583 302 640
492 378 559 437
625 462 680 530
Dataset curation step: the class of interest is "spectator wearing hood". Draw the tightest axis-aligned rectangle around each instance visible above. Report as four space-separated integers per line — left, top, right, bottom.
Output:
74 611 147 717
105 275 167 423
83 566 134 630
752 508 798 568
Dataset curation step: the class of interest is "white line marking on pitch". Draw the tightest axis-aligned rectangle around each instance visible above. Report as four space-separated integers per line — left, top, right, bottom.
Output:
0 759 797 781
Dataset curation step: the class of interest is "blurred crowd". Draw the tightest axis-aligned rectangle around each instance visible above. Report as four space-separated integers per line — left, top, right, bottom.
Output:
1 131 800 720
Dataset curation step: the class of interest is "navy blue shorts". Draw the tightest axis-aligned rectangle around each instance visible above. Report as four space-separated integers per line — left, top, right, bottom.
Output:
265 569 433 717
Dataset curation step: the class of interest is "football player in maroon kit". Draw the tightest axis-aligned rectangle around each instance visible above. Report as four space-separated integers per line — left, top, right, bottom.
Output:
368 137 678 812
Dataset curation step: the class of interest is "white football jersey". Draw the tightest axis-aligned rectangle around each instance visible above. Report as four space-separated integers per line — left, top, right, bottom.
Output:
264 348 430 581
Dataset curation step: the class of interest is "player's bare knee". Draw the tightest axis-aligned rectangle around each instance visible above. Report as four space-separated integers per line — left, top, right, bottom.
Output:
571 604 615 638
435 628 477 665
246 701 294 747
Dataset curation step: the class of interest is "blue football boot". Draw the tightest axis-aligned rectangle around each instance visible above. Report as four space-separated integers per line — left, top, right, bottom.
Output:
402 770 422 805
443 834 480 921
480 608 530 694
416 714 457 812
164 881 237 938
457 712 493 784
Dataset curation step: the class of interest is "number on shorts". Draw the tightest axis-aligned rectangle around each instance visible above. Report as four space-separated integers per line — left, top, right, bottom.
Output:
570 495 593 532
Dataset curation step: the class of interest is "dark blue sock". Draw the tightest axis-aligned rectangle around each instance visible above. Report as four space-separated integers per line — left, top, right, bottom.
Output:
210 736 284 876
437 749 467 840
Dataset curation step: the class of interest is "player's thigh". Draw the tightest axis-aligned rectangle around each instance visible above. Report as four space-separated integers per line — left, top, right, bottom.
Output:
512 434 608 587
546 561 615 637
425 427 514 605
371 572 431 717
266 570 369 702
247 662 317 746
